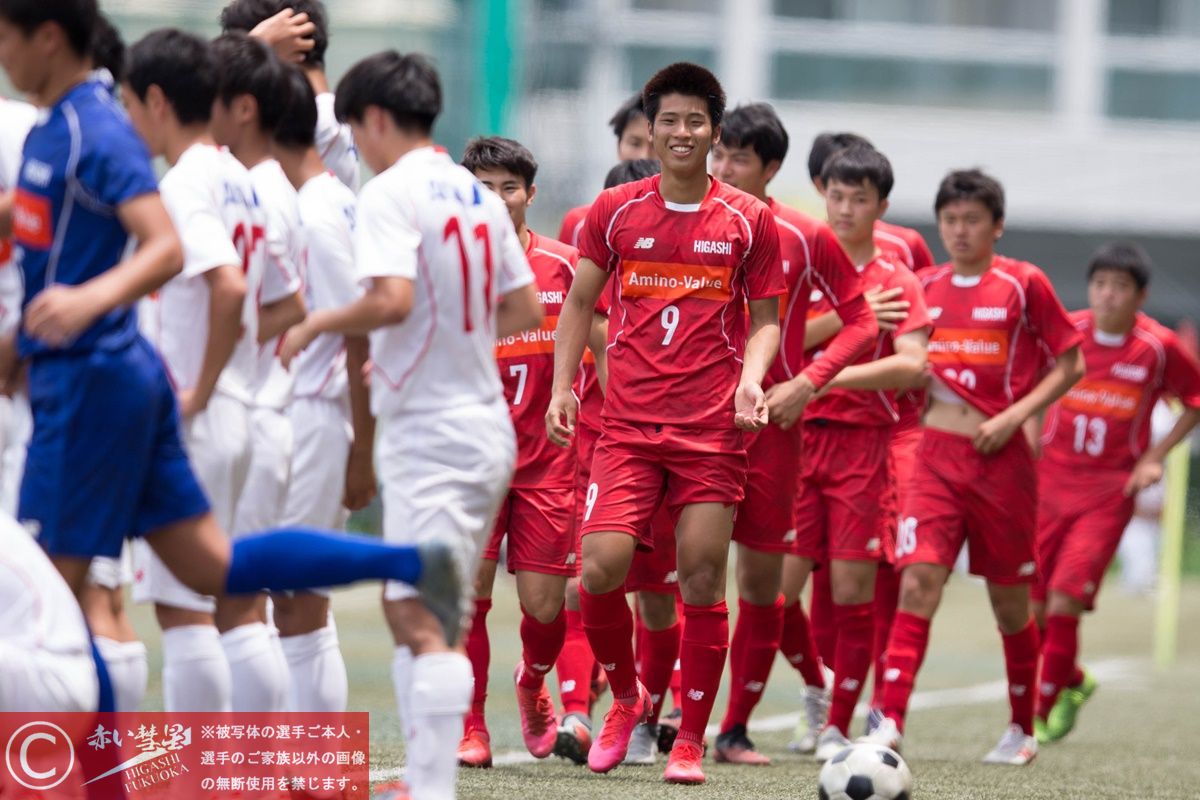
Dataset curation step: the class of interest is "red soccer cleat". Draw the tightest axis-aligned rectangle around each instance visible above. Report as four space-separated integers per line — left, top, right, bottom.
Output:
514 663 558 758
587 681 652 773
663 740 706 784
456 726 493 768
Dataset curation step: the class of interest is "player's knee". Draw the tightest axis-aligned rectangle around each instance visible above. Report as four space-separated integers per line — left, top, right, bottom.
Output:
581 560 623 594
678 564 724 605
898 567 942 615
1045 590 1084 618
637 591 677 628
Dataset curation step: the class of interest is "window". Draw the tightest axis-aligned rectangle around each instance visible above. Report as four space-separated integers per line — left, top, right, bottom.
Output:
1107 68 1200 121
626 46 719 92
633 0 720 11
1108 0 1200 35
527 42 588 91
775 0 1055 30
771 53 1052 110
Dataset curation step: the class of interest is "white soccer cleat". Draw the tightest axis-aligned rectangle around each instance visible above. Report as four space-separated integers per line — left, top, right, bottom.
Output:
857 716 903 754
813 725 852 762
789 664 834 753
623 722 658 765
982 723 1038 766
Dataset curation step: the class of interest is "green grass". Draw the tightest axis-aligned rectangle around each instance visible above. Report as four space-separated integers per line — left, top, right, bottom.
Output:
129 573 1200 799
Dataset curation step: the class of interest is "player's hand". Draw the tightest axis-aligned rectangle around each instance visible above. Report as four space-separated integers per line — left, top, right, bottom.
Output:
177 388 208 419
545 389 577 447
0 332 18 396
865 284 909 332
735 381 769 431
343 446 377 511
250 8 316 63
1123 458 1164 497
23 284 102 348
278 319 317 369
765 374 816 430
973 410 1021 455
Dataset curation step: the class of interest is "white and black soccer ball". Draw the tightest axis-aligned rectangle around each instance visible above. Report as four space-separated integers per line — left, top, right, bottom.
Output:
817 743 913 800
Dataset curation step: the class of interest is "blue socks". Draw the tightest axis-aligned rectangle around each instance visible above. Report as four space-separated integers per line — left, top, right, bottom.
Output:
225 528 423 595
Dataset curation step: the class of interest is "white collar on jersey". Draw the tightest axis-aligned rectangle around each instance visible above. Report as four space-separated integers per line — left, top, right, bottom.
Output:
1093 328 1128 347
663 200 702 212
950 273 983 287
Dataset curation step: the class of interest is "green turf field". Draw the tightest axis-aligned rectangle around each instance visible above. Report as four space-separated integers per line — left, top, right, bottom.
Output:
130 573 1200 799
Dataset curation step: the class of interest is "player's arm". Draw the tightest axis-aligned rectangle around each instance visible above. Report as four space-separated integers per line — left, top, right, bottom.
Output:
1125 339 1200 495
547 258 607 446
258 290 306 344
496 282 543 339
24 194 183 348
279 276 412 366
589 312 609 392
249 8 316 64
803 285 908 349
975 344 1084 455
180 265 247 418
736 296 781 432
821 329 929 393
343 334 377 511
0 190 12 238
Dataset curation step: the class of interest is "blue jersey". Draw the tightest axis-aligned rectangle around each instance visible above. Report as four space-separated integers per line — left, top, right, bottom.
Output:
12 79 160 358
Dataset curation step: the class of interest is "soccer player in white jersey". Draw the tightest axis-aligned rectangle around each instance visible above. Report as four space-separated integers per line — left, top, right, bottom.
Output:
269 65 373 714
279 52 543 800
221 0 360 192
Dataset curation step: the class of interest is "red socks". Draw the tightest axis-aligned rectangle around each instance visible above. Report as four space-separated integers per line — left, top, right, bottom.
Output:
1002 618 1041 735
637 621 682 723
1037 614 1080 720
677 602 729 746
828 602 874 734
555 608 594 716
880 611 931 731
810 568 836 667
871 563 901 707
518 605 567 689
780 600 826 688
579 585 638 700
669 596 684 709
722 596 784 731
464 597 492 731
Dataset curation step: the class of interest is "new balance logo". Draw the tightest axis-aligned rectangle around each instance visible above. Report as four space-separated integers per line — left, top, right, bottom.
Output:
788 654 804 665
746 681 765 693
602 662 616 671
783 529 797 543
532 663 551 671
884 668 901 682
1018 561 1037 577
565 553 577 565
665 570 679 584
810 290 824 303
839 677 860 692
561 679 577 692
1011 684 1027 697
866 537 881 552
693 239 733 255
972 306 1008 322
1040 681 1057 696
22 159 51 187
634 237 655 249
929 306 943 320
1112 362 1148 382
782 259 791 274
686 689 705 701
651 692 663 703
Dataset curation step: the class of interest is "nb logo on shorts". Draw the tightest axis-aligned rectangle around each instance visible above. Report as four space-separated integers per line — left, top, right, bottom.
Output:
1018 561 1036 577
634 237 655 250
866 537 881 552
783 529 797 543
664 571 678 584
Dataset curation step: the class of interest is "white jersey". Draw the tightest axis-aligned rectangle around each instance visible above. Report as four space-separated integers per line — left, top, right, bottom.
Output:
147 143 263 400
315 92 359 193
295 171 358 400
249 159 303 410
0 98 37 336
0 516 92 659
356 146 533 419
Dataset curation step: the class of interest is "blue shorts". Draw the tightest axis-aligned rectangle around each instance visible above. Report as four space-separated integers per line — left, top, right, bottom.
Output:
19 336 210 558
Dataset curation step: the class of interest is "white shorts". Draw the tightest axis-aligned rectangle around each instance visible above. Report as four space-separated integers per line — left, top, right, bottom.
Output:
381 402 515 603
232 406 293 536
282 396 352 529
133 394 252 612
0 645 98 712
87 544 132 590
0 390 31 516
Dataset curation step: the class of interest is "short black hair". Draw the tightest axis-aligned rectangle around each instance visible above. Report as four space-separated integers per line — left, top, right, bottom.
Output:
461 136 538 189
808 131 873 181
604 158 660 189
211 32 289 134
609 94 646 140
272 65 317 149
219 0 329 68
1088 240 1151 290
821 145 894 200
720 102 788 167
934 168 1005 222
335 50 441 134
0 0 97 57
91 13 125 83
642 62 725 128
127 29 217 126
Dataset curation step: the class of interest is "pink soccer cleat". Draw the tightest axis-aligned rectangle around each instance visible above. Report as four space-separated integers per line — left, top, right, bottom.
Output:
587 681 652 773
514 663 558 758
663 740 706 784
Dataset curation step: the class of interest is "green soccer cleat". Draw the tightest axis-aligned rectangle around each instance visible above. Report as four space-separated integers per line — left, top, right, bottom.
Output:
1045 668 1097 742
1033 716 1050 745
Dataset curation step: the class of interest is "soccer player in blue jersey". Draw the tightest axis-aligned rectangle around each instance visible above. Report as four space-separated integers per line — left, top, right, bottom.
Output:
0 0 461 643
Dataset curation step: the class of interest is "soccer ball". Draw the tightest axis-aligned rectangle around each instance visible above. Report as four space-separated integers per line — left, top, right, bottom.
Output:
817 743 913 800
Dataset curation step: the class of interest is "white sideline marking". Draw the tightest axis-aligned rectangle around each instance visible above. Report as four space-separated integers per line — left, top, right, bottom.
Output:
368 657 1140 783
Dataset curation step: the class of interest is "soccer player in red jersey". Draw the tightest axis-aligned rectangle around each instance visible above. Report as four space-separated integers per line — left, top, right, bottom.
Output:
708 103 877 765
558 94 654 247
863 169 1085 766
546 62 784 784
1033 242 1200 744
783 146 931 761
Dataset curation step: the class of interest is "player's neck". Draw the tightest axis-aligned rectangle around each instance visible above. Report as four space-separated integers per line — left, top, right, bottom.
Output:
517 224 531 250
840 236 877 268
304 67 329 95
230 133 274 170
951 251 994 277
1094 312 1136 337
33 62 92 108
277 147 327 191
658 168 710 206
163 125 213 167
380 135 435 171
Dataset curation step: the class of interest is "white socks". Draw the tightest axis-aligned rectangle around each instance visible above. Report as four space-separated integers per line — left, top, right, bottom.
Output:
162 625 232 712
405 651 472 800
391 646 414 739
280 625 348 712
220 622 290 712
93 636 148 712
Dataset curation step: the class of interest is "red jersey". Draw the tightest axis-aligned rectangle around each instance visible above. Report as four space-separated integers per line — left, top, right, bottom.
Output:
1042 311 1200 472
803 256 931 426
921 256 1081 418
496 230 579 487
558 203 590 249
874 220 935 270
769 199 873 390
577 174 785 429
575 288 612 438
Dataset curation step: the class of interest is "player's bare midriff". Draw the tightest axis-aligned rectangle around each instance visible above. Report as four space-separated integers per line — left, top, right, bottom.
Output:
923 395 989 438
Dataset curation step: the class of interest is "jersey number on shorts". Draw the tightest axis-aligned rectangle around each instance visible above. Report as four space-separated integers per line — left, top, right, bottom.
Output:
661 304 680 346
895 516 918 559
584 482 599 522
1072 415 1106 457
443 217 495 332
509 363 528 405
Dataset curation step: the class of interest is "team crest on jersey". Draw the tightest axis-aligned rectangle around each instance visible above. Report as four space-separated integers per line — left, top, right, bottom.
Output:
1111 362 1148 382
21 158 52 187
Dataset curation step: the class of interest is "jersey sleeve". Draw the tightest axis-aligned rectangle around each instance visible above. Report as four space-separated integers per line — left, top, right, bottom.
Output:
1025 268 1082 357
892 266 933 338
576 192 617 270
1163 331 1200 409
160 179 239 280
810 224 862 309
260 206 302 305
744 205 786 301
85 124 160 209
493 205 534 296
354 179 420 285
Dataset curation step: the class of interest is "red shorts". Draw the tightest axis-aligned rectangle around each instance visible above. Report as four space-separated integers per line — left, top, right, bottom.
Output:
571 419 604 576
580 419 747 550
898 428 1038 584
625 503 680 595
733 423 802 553
793 421 891 563
483 486 577 576
880 423 923 562
1033 461 1135 610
